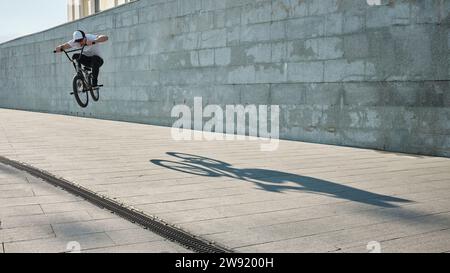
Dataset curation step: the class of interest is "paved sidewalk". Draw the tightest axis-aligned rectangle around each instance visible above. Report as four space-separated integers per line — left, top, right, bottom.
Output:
0 162 189 253
1 108 450 253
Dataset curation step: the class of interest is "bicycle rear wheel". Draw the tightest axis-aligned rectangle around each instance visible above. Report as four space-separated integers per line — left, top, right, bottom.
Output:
72 75 89 108
90 87 100 102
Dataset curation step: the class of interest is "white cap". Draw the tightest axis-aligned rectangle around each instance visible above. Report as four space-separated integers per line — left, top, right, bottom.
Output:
73 31 85 42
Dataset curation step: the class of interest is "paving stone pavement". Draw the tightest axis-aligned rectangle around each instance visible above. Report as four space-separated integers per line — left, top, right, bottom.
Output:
0 162 189 253
0 108 449 253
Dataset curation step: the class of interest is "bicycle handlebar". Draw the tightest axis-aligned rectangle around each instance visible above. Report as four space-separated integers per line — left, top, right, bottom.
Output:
53 42 96 54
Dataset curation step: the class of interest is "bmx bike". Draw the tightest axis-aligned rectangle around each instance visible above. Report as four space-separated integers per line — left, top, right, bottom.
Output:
54 44 103 108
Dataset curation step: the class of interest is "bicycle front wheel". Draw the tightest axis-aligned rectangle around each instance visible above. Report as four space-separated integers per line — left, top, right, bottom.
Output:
72 75 89 108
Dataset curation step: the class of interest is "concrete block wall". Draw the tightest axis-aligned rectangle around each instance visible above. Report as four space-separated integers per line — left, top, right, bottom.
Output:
0 0 449 157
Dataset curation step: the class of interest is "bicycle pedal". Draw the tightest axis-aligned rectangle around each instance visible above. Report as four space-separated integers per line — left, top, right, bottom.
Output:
92 85 103 90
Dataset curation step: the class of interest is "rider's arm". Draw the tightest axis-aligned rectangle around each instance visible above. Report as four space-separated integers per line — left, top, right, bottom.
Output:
95 35 109 43
55 43 71 52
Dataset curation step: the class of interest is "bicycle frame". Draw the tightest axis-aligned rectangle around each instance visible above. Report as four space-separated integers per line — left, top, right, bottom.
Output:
60 45 96 89
60 45 86 72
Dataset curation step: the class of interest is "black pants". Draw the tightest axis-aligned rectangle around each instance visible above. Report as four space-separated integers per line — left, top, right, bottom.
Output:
73 54 104 85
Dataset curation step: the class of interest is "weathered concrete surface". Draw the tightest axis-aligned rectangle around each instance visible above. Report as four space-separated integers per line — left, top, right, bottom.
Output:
0 109 449 253
0 0 449 157
0 161 189 253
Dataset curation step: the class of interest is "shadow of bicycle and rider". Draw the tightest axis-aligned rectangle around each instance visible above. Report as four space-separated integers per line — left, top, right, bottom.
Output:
151 152 411 208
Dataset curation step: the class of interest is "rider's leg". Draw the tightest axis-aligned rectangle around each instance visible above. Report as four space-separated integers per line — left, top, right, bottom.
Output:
72 54 103 86
90 56 104 86
73 54 91 69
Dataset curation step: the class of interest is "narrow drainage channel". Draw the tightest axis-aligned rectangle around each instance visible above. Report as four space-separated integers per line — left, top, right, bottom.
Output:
0 156 232 253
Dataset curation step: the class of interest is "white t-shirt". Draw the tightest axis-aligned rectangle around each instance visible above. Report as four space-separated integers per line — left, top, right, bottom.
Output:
68 34 102 58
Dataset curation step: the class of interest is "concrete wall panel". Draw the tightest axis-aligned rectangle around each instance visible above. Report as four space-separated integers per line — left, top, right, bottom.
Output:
0 0 449 157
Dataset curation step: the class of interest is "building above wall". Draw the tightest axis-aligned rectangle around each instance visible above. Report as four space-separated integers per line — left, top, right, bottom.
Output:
67 0 135 21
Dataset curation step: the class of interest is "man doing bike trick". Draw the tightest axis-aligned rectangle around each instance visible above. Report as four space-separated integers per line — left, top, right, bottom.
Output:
55 30 108 87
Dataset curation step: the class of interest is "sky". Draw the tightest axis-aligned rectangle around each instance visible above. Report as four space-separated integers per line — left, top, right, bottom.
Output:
0 0 67 43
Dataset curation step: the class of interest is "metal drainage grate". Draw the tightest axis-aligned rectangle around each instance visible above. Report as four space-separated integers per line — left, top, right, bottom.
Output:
0 156 232 253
